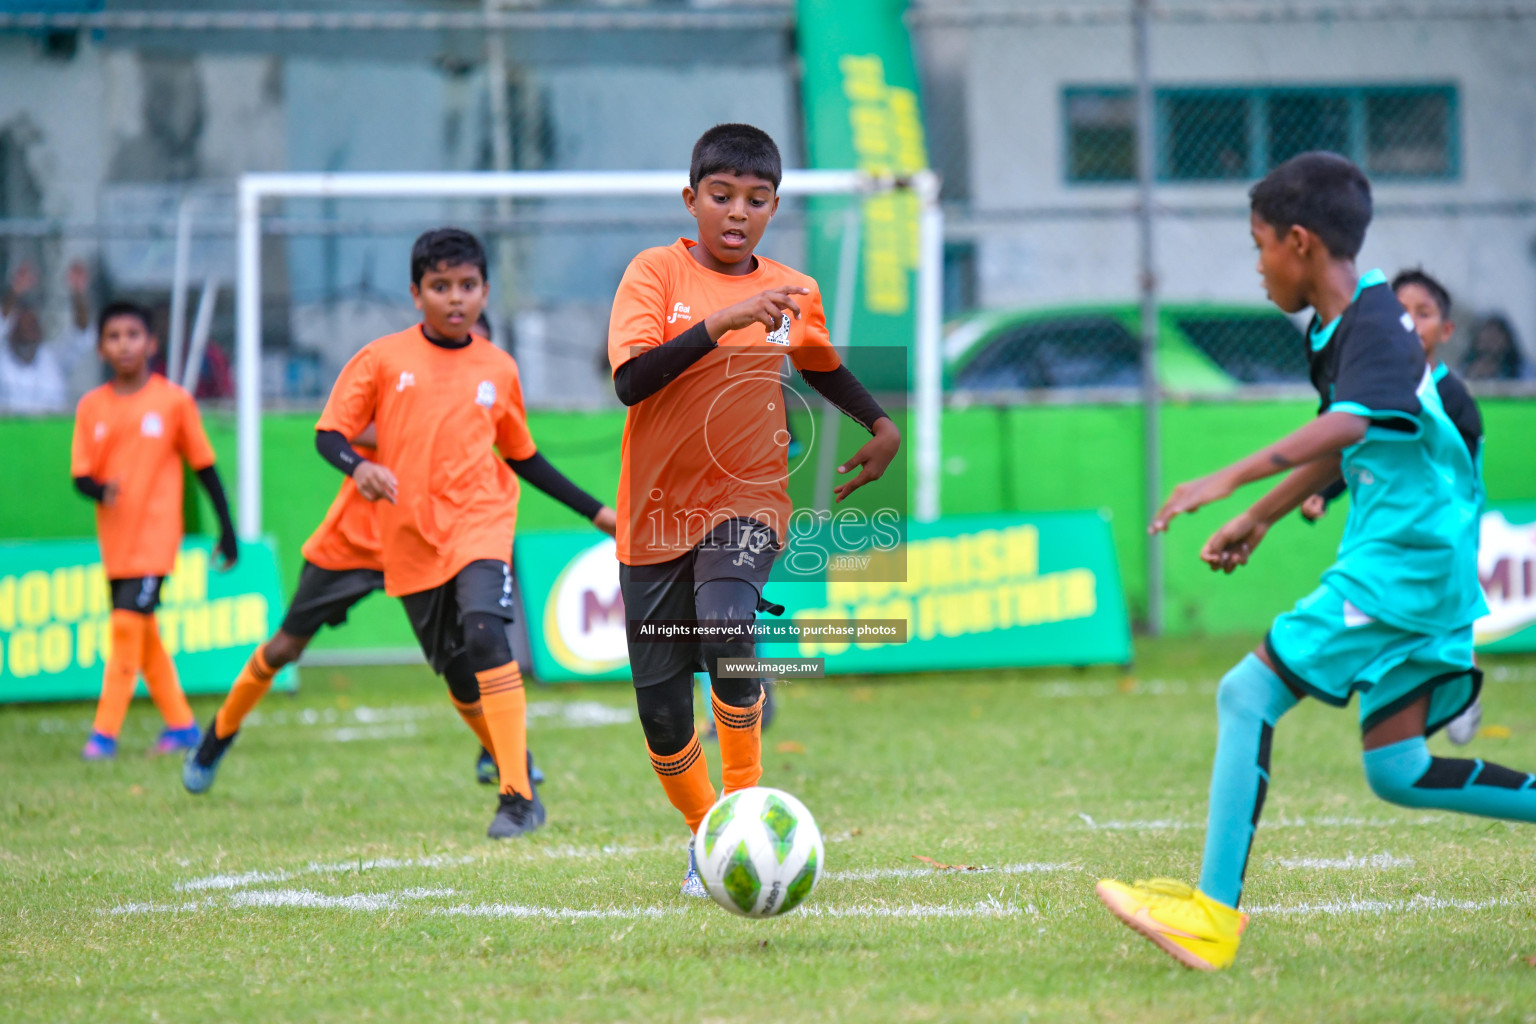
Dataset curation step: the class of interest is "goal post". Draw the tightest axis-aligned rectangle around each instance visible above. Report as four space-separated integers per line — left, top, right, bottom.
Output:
234 169 944 539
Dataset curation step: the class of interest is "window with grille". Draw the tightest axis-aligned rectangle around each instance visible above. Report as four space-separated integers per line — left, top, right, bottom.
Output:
1064 84 1457 183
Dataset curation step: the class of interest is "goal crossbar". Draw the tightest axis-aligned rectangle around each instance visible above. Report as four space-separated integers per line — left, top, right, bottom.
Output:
235 169 944 539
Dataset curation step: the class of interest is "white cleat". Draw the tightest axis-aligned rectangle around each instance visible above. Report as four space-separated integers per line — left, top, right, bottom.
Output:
1445 698 1482 747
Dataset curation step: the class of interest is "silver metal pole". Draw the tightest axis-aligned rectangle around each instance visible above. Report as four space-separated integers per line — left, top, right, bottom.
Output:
1133 0 1164 635
813 203 863 512
182 274 218 393
914 170 944 523
235 179 262 540
168 194 194 384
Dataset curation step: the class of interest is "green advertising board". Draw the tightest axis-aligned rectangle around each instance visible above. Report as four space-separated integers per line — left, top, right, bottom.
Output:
0 537 295 703
797 0 928 387
515 511 1132 683
1476 501 1536 654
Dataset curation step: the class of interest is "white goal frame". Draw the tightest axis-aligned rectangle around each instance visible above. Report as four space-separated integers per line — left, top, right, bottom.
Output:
234 169 944 538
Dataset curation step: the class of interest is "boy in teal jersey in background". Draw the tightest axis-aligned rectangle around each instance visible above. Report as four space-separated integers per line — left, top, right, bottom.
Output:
1095 152 1532 971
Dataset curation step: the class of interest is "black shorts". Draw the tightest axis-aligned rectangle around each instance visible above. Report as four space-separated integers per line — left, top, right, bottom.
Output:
279 561 386 638
400 559 516 675
619 517 779 688
109 576 164 613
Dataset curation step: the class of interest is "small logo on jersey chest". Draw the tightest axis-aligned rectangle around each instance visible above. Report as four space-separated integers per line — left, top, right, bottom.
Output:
476 380 497 407
1400 312 1416 333
397 371 416 392
666 303 692 324
93 422 107 441
765 313 791 346
140 412 163 437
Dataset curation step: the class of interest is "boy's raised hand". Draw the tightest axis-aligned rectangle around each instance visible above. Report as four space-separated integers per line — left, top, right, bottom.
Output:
833 418 901 502
705 286 810 342
1149 470 1237 534
1200 510 1269 574
216 530 239 572
354 461 398 504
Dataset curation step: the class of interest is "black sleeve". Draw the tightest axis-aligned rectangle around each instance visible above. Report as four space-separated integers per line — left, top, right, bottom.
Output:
73 476 107 503
1318 477 1347 505
1331 317 1423 427
797 365 889 435
1436 371 1484 461
316 428 366 476
194 465 240 563
612 322 717 406
506 452 604 520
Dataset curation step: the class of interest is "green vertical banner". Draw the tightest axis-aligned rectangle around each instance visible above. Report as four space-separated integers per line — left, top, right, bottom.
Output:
797 0 929 387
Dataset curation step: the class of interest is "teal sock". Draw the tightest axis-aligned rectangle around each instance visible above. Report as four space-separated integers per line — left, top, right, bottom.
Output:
1198 654 1299 908
1364 737 1536 820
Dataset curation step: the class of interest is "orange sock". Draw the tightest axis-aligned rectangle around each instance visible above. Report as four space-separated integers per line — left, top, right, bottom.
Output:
141 615 194 730
648 733 717 833
450 695 495 753
711 687 765 794
93 611 146 737
215 647 276 739
477 661 531 799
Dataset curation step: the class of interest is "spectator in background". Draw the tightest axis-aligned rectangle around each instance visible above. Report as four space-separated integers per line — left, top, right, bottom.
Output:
1461 314 1527 381
0 261 96 413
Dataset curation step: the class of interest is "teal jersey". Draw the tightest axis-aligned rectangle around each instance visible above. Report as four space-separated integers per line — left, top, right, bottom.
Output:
1306 271 1488 633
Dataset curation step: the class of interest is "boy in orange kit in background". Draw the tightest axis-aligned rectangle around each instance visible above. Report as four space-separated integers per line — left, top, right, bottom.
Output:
71 301 239 760
310 228 612 838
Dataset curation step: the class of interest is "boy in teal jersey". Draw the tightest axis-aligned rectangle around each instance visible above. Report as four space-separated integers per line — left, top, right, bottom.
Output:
1095 152 1532 971
1302 268 1486 744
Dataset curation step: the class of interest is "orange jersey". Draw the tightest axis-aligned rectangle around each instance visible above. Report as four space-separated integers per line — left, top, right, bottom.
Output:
607 238 839 565
300 446 384 573
316 327 536 596
70 375 216 578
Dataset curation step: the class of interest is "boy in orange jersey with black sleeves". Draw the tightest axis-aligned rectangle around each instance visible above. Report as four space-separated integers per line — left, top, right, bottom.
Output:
71 301 239 760
609 124 901 894
310 228 613 839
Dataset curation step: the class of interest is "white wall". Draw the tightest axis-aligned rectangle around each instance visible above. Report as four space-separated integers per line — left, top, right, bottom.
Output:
957 14 1536 354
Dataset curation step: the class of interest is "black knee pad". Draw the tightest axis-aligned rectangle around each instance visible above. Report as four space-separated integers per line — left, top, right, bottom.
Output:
696 579 758 696
635 671 696 757
443 654 481 705
462 612 513 672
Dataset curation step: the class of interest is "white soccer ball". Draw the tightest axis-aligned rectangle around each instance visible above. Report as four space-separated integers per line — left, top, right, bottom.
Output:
694 786 825 918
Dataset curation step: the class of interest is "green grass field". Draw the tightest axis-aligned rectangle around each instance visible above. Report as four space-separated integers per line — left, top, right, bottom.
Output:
4 637 1536 1023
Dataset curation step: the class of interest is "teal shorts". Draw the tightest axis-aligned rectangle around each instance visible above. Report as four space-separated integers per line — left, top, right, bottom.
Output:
1265 584 1480 736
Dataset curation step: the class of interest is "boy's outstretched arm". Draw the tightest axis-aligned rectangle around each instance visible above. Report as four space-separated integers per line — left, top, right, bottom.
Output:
1150 410 1367 534
315 429 397 503
797 365 901 502
506 451 616 537
193 465 241 570
1200 456 1343 574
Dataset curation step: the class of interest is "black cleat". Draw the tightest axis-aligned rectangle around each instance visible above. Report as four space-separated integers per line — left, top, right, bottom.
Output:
487 788 545 839
182 718 236 794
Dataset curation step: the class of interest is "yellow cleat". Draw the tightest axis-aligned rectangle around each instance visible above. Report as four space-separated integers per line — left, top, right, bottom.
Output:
1095 877 1248 971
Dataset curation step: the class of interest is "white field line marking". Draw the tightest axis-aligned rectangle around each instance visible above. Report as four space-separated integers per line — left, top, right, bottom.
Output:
225 886 452 911
825 862 1073 881
434 904 688 920
1039 680 1216 699
1248 894 1526 917
174 846 671 894
1274 853 1413 870
104 901 201 915
1076 813 1443 832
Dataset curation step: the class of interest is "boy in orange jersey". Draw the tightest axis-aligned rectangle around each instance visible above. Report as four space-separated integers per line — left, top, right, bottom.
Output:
609 124 900 894
311 228 613 838
71 301 239 760
181 427 386 792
